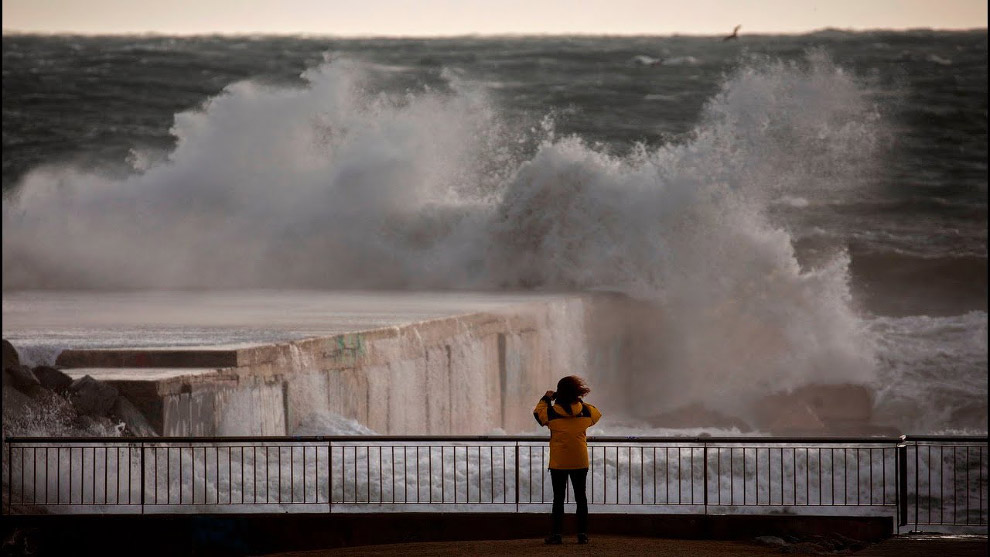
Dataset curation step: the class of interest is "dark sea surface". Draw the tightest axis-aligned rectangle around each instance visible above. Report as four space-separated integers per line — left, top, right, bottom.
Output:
1 32 986 433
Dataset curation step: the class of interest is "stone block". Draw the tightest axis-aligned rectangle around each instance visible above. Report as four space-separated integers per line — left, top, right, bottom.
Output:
284 372 330 433
425 345 451 434
387 358 427 434
502 331 542 432
365 365 390 433
448 336 497 434
327 367 369 425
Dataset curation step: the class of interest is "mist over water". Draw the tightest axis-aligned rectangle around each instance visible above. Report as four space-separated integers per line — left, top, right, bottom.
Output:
2 33 986 433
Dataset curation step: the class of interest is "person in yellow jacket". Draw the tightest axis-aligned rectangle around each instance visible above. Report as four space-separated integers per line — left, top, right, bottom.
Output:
533 375 602 545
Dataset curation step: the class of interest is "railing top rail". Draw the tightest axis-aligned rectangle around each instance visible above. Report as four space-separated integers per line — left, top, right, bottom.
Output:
4 434 987 444
901 435 990 442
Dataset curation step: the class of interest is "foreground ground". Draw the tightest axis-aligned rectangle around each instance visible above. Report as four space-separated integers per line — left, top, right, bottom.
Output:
263 534 987 557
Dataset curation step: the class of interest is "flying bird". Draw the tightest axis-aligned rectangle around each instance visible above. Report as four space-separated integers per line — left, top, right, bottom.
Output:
723 25 741 41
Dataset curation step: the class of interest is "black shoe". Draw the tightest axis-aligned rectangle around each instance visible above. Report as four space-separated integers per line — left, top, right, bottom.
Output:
544 534 563 545
577 533 590 544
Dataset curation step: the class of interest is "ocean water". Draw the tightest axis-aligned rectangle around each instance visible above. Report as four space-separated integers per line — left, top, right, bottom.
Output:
1 31 986 434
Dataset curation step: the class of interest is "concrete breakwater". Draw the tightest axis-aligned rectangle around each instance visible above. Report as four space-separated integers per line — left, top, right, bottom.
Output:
4 290 889 437
45 294 631 436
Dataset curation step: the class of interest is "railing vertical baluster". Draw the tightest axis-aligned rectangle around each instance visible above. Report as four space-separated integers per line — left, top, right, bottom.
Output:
742 447 752 506
882 448 886 506
6 443 13 510
639 446 646 505
652 447 656 505
501 446 506 504
966 446 971 525
780 447 785 506
140 443 145 514
729 447 734 505
897 442 907 528
939 445 945 525
914 441 921 531
702 443 708 514
928 445 932 524
829 448 836 507
32 447 37 505
20 445 25 504
327 441 333 514
44 447 49 505
515 441 519 512
716 447 721 505
89 447 94 506
796 447 797 506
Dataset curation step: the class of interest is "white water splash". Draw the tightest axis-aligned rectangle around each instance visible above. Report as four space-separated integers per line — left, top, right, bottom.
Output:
4 51 886 426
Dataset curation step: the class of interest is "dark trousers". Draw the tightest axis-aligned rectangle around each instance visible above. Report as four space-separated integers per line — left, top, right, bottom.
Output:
549 468 588 535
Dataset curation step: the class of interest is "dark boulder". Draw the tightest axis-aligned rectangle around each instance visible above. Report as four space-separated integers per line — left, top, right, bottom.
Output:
2 339 19 370
3 365 44 397
32 366 74 393
68 375 119 417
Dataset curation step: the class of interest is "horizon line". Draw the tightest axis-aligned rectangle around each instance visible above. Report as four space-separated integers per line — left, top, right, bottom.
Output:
2 26 988 39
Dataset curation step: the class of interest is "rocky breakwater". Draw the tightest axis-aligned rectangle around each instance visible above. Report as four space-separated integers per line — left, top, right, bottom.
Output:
2 339 156 437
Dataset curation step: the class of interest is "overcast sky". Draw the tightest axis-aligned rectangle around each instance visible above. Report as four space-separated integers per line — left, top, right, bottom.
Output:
2 0 987 36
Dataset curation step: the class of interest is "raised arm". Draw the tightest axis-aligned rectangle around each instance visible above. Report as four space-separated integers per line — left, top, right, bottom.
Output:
533 391 554 426
585 403 602 426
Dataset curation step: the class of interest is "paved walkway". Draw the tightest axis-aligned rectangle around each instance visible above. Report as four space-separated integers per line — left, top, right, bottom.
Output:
856 534 987 556
263 534 987 557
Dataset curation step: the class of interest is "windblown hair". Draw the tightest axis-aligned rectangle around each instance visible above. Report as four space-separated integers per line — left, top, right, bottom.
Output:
555 376 591 405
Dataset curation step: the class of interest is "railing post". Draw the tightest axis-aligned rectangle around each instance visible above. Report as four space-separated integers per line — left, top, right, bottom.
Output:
334 441 338 514
6 441 12 512
703 443 709 515
913 440 920 532
896 443 907 529
140 442 145 514
514 442 520 513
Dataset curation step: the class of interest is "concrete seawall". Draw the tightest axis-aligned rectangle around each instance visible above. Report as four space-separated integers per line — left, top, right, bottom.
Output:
52 293 634 436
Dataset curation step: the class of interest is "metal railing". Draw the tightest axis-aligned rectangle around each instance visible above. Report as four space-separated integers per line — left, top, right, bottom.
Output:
903 436 987 530
3 435 986 532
